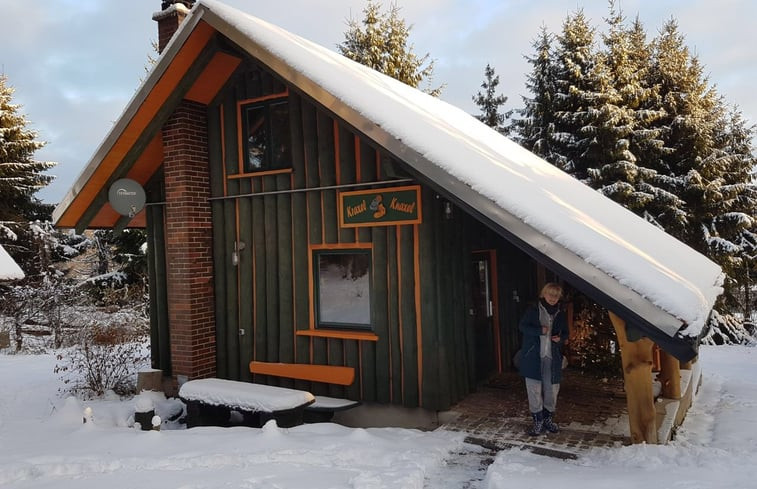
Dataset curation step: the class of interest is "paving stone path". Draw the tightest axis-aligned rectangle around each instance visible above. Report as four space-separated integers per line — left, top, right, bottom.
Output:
439 369 630 457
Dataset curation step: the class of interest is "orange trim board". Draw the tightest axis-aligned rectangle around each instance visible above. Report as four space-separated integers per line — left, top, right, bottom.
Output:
227 168 293 180
87 132 164 228
296 330 379 342
56 21 216 228
338 185 422 229
249 361 356 386
184 51 241 104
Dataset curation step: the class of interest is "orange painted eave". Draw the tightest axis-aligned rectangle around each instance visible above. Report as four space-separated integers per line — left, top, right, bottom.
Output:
88 206 147 229
85 133 164 228
186 51 242 104
55 21 217 229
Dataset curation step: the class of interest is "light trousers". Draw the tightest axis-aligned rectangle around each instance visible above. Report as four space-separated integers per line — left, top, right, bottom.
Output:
525 356 560 413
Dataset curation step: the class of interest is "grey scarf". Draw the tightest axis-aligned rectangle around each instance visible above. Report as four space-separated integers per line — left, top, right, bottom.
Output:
538 303 556 359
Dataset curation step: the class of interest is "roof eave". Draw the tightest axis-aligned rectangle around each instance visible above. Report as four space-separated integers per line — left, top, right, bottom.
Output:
52 5 209 228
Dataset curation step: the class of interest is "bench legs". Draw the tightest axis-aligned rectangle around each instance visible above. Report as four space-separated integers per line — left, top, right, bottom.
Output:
185 400 232 428
183 399 307 428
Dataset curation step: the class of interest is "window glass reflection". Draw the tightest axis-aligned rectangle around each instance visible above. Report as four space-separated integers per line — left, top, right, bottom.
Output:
246 106 267 170
316 251 371 329
242 100 290 173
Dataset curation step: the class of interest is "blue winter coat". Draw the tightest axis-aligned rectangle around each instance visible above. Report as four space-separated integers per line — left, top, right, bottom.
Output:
517 303 569 384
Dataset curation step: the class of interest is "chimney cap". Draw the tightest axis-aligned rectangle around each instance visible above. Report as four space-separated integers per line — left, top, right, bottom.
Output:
161 0 195 10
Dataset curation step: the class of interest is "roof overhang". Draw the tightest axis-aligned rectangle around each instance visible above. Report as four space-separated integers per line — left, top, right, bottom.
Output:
52 13 241 232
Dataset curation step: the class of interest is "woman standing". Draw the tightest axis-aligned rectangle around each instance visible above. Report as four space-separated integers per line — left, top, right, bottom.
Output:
518 282 569 435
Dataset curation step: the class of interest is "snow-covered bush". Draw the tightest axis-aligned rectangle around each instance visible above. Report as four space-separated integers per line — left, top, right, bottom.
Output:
0 277 80 352
55 316 149 398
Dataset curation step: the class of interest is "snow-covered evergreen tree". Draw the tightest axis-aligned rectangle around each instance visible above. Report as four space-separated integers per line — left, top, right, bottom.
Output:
338 0 443 96
701 106 757 313
646 20 722 243
0 75 55 222
511 26 559 160
472 64 510 135
550 9 599 176
579 5 682 226
582 5 640 200
511 6 757 341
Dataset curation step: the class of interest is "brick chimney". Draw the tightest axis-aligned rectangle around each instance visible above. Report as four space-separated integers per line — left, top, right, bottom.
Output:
153 0 196 53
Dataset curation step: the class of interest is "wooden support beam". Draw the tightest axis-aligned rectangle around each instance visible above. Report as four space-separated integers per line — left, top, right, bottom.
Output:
652 344 661 372
609 311 658 444
658 350 682 399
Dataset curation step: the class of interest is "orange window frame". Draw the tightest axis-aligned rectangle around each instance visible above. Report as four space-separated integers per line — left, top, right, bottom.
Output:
301 243 379 341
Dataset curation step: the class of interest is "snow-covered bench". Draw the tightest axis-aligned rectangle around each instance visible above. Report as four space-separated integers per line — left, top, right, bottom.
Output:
249 361 361 421
179 378 315 428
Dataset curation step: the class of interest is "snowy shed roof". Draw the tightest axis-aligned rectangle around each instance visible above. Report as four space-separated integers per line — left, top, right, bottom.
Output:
52 0 723 360
0 244 24 281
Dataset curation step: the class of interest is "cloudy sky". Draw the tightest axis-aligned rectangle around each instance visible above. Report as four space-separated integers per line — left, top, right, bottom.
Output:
2 0 755 205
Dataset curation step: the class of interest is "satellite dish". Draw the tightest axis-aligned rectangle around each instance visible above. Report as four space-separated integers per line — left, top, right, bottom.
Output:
108 179 146 218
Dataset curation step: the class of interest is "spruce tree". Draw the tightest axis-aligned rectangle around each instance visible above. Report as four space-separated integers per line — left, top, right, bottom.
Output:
512 26 558 161
647 20 727 252
550 9 599 176
338 0 443 96
0 75 56 222
622 16 685 228
582 5 638 200
472 64 509 135
584 5 676 220
701 106 757 312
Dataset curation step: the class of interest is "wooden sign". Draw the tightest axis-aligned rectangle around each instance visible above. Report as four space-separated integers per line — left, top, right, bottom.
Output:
339 185 422 228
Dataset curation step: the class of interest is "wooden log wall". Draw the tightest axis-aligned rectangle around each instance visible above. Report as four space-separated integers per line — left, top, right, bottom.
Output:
204 60 480 410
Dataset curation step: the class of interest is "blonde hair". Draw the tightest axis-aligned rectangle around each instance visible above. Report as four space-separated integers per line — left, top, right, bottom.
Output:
540 282 563 299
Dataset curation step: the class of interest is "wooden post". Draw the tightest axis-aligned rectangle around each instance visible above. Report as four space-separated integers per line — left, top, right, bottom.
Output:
609 312 658 444
658 350 682 399
652 344 661 372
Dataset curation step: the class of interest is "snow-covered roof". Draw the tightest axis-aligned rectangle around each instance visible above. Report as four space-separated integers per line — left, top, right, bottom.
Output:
192 1 722 338
0 244 24 281
52 0 723 359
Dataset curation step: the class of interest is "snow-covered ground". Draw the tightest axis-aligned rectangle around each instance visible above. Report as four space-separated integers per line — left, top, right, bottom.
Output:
1 345 756 488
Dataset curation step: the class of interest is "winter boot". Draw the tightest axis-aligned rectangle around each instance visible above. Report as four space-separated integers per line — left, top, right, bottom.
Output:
527 411 544 436
542 409 559 433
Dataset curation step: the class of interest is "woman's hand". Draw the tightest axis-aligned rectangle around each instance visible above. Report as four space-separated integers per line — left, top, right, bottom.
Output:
551 335 560 343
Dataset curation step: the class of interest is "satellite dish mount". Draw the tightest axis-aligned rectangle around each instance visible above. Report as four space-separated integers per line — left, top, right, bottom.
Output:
108 179 146 218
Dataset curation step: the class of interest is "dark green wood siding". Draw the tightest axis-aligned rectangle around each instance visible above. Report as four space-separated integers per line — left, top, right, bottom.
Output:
146 173 170 375
203 57 530 411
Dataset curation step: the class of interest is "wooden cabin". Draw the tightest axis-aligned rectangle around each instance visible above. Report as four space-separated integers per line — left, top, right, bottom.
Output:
52 0 723 443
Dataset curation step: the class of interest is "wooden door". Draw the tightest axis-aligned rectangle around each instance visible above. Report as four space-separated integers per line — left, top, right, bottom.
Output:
471 250 501 382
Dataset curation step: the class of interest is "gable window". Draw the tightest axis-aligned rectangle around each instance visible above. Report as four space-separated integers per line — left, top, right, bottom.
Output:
241 99 290 172
313 249 372 330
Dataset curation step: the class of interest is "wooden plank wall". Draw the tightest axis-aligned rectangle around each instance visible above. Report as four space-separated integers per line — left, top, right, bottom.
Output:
146 174 171 375
206 62 478 410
